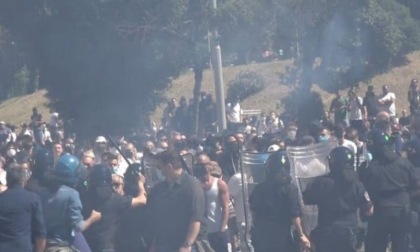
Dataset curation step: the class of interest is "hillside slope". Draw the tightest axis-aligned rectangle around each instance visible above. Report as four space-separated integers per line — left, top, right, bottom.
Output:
1 51 420 127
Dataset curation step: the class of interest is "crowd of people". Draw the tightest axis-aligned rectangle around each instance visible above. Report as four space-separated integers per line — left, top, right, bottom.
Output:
0 79 420 252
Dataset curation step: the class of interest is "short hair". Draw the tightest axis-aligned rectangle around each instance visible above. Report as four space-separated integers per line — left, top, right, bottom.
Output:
6 164 27 187
155 150 182 170
107 153 118 161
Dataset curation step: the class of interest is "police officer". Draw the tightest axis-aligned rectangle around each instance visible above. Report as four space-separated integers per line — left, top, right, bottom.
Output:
249 151 310 252
406 139 420 251
360 129 416 252
26 148 54 194
303 146 373 252
44 154 101 252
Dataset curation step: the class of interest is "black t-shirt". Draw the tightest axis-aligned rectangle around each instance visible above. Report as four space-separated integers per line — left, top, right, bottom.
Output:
116 206 148 252
147 171 206 251
303 175 369 228
249 182 301 234
363 93 379 118
82 192 132 251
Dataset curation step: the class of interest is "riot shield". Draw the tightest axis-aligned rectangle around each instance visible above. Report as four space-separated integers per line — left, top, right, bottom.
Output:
286 140 337 235
239 152 271 252
141 156 164 190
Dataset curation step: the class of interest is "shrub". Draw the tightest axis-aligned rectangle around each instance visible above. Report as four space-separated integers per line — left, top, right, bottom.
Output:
227 70 267 101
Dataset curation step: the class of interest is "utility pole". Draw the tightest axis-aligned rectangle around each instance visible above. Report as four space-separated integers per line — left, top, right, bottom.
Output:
211 0 227 132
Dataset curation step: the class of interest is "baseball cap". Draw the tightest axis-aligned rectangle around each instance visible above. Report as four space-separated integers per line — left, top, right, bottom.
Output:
267 144 280 152
95 136 107 143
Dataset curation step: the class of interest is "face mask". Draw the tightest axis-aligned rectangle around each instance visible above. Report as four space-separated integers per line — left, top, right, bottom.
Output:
319 136 329 143
7 148 16 158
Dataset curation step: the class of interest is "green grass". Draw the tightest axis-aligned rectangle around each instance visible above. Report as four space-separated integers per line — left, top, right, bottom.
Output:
2 50 420 128
0 90 50 127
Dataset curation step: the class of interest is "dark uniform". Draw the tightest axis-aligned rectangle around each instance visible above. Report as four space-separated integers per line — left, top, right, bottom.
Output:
405 140 420 251
249 151 303 252
360 129 416 252
303 146 372 252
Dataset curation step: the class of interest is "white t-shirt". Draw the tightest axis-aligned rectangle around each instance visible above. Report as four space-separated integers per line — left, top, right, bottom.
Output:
227 102 241 123
341 139 358 155
349 97 363 120
228 173 245 224
379 92 396 116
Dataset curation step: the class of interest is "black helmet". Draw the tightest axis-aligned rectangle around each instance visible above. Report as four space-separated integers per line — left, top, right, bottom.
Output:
329 146 354 170
89 164 112 187
367 129 392 147
32 148 54 182
328 147 357 184
366 129 393 156
406 140 420 167
265 151 291 184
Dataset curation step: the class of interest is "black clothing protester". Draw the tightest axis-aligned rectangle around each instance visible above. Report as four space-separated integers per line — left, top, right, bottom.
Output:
82 193 132 252
249 182 301 252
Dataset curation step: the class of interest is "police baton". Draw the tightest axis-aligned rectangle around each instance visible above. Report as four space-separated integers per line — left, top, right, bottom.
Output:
107 135 132 166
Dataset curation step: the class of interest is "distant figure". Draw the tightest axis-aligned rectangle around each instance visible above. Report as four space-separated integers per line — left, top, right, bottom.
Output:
363 85 379 125
329 89 349 126
408 79 420 114
378 85 396 117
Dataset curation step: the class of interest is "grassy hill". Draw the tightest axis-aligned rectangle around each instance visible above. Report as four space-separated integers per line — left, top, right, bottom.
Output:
2 51 420 127
0 90 50 126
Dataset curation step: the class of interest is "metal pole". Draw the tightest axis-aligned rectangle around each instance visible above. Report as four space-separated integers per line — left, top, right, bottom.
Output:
211 0 227 132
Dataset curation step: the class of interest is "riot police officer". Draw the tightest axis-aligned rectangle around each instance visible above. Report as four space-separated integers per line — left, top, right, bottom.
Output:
360 129 416 252
26 148 55 194
303 146 373 252
249 151 310 252
406 139 420 251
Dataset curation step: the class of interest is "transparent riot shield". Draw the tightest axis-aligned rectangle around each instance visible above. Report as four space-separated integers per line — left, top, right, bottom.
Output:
142 155 164 190
286 140 337 235
239 152 271 252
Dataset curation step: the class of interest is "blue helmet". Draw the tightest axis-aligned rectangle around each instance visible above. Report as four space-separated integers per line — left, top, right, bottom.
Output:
54 154 80 186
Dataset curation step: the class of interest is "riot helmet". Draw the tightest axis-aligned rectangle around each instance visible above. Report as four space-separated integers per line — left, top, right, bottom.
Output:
88 164 113 202
328 146 357 184
88 164 112 188
366 129 393 158
406 139 420 167
32 148 54 183
265 151 291 184
53 154 80 187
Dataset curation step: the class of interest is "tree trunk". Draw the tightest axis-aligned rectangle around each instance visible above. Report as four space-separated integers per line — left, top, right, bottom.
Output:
192 64 204 135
